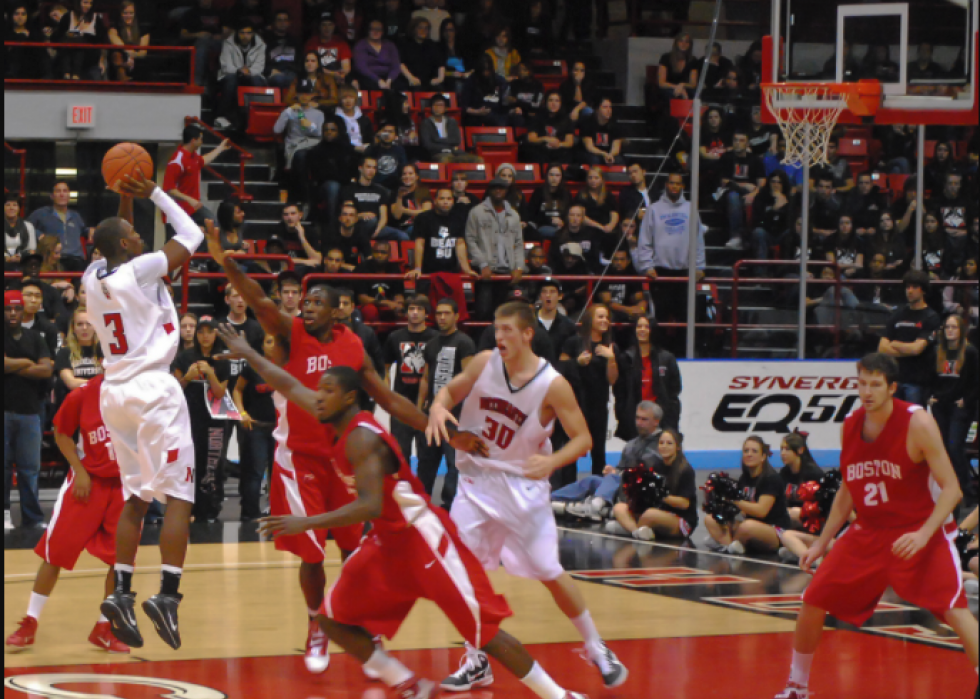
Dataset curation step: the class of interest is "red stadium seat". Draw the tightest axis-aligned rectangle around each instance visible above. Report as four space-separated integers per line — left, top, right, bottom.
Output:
837 137 869 158
416 91 462 122
416 162 449 187
246 104 284 141
371 91 416 113
238 86 281 108
448 163 492 196
531 59 568 91
466 127 516 150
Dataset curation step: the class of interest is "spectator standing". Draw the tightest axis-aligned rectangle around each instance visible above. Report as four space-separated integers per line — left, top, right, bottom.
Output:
618 317 682 434
578 98 626 166
420 93 480 163
366 122 409 193
551 243 592 316
180 0 232 88
231 333 279 522
274 80 324 204
554 402 663 522
275 270 304 317
536 279 577 354
929 314 979 505
353 19 401 90
460 54 509 127
107 1 149 83
263 10 301 90
466 178 526 319
336 289 384 376
4 3 52 80
309 117 355 226
162 126 230 232
413 0 450 41
335 85 376 153
717 129 766 251
4 290 52 530
305 11 351 85
287 52 339 110
704 436 791 554
416 299 475 508
322 202 372 268
658 33 698 101
222 285 264 353
27 183 88 272
178 314 198 354
383 296 438 462
609 428 698 542
52 0 108 81
598 250 646 325
407 188 476 284
523 91 576 165
4 194 36 270
400 17 445 89
354 241 406 322
561 304 621 475
214 21 267 131
637 172 707 327
340 155 405 241
878 270 941 406
172 316 230 522
19 279 61 358
53 308 102 404
527 164 572 241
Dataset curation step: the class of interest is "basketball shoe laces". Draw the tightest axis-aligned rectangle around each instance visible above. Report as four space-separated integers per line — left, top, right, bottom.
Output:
456 646 487 675
307 621 327 656
576 641 615 675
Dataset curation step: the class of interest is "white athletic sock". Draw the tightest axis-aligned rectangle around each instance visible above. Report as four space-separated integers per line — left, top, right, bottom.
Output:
570 610 602 650
363 649 414 687
27 593 48 621
789 651 814 687
307 608 319 620
98 614 109 624
114 563 135 573
520 662 565 699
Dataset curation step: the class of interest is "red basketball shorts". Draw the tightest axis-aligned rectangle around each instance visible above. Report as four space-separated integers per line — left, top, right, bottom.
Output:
323 505 513 648
269 453 364 564
803 521 967 626
35 472 124 570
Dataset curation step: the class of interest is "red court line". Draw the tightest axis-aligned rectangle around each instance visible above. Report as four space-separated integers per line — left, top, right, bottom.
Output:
4 632 973 699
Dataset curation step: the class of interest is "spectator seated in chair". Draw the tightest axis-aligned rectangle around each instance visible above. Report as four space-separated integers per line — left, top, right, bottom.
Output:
399 16 446 90
214 19 268 131
420 93 482 164
274 79 324 206
264 9 302 91
578 97 626 166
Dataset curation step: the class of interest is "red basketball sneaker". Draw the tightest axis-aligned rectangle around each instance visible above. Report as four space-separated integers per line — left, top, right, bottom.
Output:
775 685 811 699
393 678 440 699
304 619 330 674
88 621 130 654
5 616 38 650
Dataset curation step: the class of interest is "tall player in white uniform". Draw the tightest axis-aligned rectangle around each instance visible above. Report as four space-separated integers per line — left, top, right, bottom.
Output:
427 302 628 691
83 173 203 651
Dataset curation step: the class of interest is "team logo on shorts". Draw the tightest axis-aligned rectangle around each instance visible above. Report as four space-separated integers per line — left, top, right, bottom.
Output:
4 674 226 698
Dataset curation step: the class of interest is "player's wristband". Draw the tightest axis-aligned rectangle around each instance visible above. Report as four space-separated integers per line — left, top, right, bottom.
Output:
151 188 205 254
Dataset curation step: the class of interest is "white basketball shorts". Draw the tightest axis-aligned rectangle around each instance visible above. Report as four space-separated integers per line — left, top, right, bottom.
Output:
451 468 564 582
100 371 195 505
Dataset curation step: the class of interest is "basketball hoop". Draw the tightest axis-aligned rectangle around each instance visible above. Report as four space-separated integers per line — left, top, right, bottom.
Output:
762 80 882 168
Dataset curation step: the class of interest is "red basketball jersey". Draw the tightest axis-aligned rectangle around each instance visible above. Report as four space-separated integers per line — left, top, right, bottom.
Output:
328 412 432 536
52 375 119 479
841 399 950 531
279 319 365 463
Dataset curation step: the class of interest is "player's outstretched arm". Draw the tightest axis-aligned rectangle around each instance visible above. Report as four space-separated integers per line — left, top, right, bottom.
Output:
524 376 593 480
205 226 293 341
426 351 493 446
215 324 317 416
893 410 964 560
361 354 429 433
117 172 203 274
260 428 389 538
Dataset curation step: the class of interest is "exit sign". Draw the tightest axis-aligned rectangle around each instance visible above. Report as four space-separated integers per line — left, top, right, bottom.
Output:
67 105 96 129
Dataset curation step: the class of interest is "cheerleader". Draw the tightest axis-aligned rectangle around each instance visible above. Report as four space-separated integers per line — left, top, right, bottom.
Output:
779 432 825 528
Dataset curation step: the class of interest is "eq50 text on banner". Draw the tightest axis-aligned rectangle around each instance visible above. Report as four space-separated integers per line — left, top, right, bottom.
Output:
679 362 858 451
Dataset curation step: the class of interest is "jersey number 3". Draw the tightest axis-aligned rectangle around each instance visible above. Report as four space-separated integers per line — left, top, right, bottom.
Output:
483 417 515 451
104 313 129 355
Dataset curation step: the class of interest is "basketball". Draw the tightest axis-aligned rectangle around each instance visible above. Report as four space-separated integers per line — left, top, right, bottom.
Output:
102 142 153 191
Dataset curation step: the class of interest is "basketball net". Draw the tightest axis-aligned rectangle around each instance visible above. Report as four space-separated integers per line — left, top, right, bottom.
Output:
763 85 849 168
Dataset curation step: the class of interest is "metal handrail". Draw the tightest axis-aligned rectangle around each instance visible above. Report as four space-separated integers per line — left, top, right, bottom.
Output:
183 117 255 204
3 41 195 86
179 254 295 314
4 141 27 205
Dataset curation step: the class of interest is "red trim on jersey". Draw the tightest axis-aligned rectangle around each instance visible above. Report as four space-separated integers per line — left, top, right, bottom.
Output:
167 449 180 464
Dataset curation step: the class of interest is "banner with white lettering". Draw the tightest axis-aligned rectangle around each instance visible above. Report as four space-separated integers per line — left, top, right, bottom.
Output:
679 361 857 451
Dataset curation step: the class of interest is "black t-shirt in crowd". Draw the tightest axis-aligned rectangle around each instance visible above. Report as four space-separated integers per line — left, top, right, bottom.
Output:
53 344 101 402
4 326 51 415
222 316 265 390
720 151 765 191
384 327 439 404
239 362 277 425
657 462 699 531
354 259 405 301
423 330 476 413
22 316 60 359
884 305 941 386
173 349 232 422
737 468 792 528
530 113 574 142
580 118 623 155
322 225 373 268
414 209 465 274
600 273 644 309
780 462 826 507
576 191 618 230
340 182 390 219
561 335 621 398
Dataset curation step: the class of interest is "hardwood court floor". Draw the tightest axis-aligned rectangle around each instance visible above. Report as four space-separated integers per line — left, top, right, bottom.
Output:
4 528 977 699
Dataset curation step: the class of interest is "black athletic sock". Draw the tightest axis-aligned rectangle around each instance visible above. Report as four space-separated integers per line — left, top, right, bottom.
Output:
114 564 134 594
160 566 183 596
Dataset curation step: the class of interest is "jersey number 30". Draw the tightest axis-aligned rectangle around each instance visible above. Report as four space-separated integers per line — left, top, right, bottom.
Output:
104 313 129 355
483 417 515 451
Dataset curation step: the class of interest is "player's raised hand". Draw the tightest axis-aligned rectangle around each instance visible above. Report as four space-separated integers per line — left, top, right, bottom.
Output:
425 403 459 447
204 219 227 267
258 515 309 539
892 529 929 560
116 171 157 199
215 323 253 360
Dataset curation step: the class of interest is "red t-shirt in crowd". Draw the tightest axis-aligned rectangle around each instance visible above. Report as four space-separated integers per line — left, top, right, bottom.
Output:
304 36 351 73
162 146 205 220
52 375 119 479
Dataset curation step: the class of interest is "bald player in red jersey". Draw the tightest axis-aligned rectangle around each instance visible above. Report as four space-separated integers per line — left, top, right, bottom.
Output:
216 324 589 699
774 353 978 699
6 375 129 654
207 233 484 674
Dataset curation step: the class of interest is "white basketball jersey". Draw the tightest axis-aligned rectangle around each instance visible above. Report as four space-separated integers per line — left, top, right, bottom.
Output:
457 350 561 478
83 252 179 382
